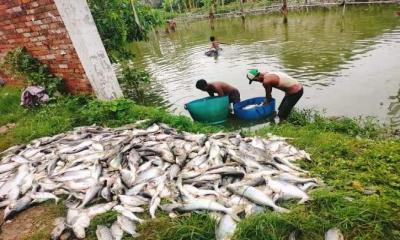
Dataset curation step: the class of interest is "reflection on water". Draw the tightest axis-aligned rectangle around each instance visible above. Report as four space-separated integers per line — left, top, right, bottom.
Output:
129 5 400 128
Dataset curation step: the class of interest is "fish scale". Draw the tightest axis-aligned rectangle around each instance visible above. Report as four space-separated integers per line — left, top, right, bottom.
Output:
0 121 320 240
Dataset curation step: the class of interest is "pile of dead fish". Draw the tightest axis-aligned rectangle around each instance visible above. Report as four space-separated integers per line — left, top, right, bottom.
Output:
0 120 321 240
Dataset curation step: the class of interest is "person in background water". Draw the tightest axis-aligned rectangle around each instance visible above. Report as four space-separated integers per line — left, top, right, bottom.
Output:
165 20 177 33
196 79 241 104
210 36 221 50
246 69 303 123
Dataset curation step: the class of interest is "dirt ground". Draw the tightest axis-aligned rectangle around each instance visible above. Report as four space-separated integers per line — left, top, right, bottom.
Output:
0 203 64 240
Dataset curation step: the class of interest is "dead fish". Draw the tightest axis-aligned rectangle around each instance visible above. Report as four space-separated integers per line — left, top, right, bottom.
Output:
109 152 123 170
54 170 91 182
120 169 136 187
96 225 113 240
3 194 32 220
216 214 237 240
163 198 239 220
117 215 140 237
0 162 19 174
325 228 344 240
79 181 103 208
135 167 163 184
114 205 144 223
168 164 180 180
51 217 66 240
111 220 124 240
87 202 118 218
31 191 60 204
227 185 289 213
266 178 309 204
274 172 317 184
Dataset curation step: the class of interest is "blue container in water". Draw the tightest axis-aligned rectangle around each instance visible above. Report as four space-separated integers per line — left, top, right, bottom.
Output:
185 96 229 124
233 97 276 121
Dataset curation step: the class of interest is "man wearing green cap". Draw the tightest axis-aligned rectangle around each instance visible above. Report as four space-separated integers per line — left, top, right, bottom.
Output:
247 69 303 123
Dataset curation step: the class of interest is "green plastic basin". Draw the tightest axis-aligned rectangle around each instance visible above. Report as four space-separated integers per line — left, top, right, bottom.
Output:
185 96 229 124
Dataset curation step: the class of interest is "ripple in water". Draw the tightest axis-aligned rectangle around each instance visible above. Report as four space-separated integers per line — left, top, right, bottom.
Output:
129 5 400 128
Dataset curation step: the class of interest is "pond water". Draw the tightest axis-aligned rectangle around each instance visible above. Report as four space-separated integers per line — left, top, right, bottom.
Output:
129 5 400 128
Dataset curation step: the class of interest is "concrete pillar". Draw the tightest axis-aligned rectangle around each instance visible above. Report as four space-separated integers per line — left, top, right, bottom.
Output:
54 0 123 100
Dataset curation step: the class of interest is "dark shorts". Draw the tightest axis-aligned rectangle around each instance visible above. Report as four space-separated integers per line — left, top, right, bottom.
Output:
228 89 241 104
278 88 303 119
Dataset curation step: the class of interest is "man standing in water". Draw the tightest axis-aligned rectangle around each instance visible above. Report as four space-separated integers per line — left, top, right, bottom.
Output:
246 69 303 123
196 79 241 104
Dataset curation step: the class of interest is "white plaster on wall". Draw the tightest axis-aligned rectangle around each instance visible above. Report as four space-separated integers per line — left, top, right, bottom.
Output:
54 0 123 100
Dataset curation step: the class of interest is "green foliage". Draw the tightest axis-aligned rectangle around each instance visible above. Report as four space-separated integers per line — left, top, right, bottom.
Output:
287 109 384 138
88 0 165 61
117 62 151 104
0 47 64 96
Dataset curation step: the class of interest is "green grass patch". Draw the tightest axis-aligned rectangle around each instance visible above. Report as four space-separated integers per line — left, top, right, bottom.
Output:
0 87 399 239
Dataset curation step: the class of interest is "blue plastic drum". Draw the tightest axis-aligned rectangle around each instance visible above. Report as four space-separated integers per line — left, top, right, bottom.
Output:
233 97 276 121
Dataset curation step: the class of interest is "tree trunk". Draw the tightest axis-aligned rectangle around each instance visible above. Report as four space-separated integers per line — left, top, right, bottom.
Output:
341 0 346 16
209 0 216 20
177 2 182 13
130 0 145 31
239 0 244 20
169 0 174 13
281 0 288 24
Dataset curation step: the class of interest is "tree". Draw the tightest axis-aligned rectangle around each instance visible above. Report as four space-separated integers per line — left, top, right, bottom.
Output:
281 0 288 24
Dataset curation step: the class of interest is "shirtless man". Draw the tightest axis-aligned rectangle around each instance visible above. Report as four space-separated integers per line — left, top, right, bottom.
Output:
209 36 220 50
246 69 303 123
196 79 241 104
165 20 177 33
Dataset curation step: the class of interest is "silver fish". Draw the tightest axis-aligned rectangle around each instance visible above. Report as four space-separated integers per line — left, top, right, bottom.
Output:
0 162 19 173
227 185 289 213
3 194 32 220
96 225 113 240
266 178 309 204
79 182 103 208
111 220 124 240
325 228 344 240
135 167 163 184
119 195 149 207
117 215 139 237
51 217 66 240
168 164 181 180
114 205 144 223
32 191 59 204
120 169 136 187
274 172 317 184
216 214 237 240
163 198 239 220
109 152 123 170
87 202 118 218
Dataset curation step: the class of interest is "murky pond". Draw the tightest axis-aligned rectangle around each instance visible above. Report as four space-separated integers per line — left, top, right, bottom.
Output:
129 5 400 128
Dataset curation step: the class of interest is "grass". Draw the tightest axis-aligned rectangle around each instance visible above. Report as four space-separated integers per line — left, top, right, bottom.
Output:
0 87 399 239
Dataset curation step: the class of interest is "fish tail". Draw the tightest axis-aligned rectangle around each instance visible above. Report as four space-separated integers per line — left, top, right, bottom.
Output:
228 207 243 222
298 197 310 204
274 206 290 213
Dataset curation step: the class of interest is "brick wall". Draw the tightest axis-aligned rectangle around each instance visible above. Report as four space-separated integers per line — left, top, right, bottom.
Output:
0 0 92 93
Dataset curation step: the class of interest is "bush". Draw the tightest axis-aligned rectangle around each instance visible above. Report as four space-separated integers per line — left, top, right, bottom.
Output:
117 62 150 104
287 109 383 138
0 47 64 96
88 0 165 61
